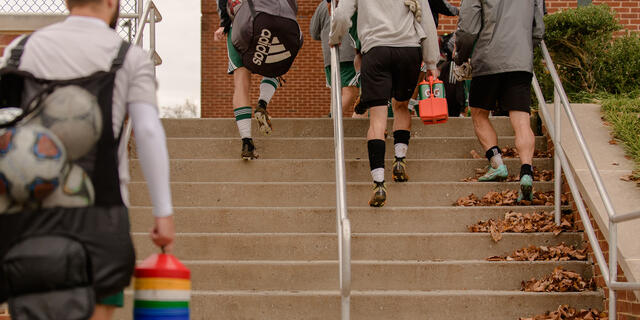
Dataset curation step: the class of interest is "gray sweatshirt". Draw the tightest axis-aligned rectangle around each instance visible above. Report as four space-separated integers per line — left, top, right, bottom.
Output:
455 0 545 77
310 2 357 68
328 0 440 71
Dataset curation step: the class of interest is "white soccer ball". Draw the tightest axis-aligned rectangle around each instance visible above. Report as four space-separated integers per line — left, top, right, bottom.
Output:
35 85 103 160
0 125 67 204
42 163 95 208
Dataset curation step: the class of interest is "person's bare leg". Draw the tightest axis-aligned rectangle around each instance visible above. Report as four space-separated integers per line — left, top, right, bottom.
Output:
90 305 115 320
391 99 411 132
233 67 251 108
342 86 359 114
509 110 535 166
232 67 256 159
471 107 498 152
367 105 388 207
391 99 412 182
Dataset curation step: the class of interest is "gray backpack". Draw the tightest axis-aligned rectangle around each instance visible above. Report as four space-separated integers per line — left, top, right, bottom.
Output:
231 0 303 77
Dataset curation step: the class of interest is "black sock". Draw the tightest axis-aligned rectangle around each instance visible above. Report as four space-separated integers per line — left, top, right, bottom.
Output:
520 164 533 178
393 130 411 146
258 99 267 109
242 138 254 151
368 139 386 171
485 146 502 162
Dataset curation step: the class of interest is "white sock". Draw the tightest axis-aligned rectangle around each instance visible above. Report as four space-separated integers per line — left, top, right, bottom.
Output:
234 106 252 139
395 143 408 159
259 77 278 104
371 168 385 183
490 154 504 169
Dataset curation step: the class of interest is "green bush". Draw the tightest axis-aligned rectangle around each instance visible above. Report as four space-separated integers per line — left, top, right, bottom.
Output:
601 96 640 176
534 4 640 98
596 34 640 94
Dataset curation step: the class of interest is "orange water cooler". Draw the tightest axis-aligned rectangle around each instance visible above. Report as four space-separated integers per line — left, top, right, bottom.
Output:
418 76 448 124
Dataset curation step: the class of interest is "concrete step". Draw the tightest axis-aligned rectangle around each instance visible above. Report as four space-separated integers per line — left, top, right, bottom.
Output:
129 206 565 233
160 117 520 138
128 181 554 207
177 260 591 291
116 290 603 320
133 136 548 160
129 158 553 183
132 232 582 261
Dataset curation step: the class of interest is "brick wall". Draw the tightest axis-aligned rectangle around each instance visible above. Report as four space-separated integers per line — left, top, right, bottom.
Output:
201 0 640 118
569 194 640 319
0 32 23 57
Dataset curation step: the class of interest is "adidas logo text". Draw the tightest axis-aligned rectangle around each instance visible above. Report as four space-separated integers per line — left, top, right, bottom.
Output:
253 29 292 65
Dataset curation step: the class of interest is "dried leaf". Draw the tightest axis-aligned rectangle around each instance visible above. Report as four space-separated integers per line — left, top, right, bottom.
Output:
455 190 570 207
487 243 587 262
608 139 618 145
467 211 577 242
470 150 483 159
519 305 607 320
521 267 596 292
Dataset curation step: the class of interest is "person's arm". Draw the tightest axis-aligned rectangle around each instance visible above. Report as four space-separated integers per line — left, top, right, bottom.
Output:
430 0 459 17
419 0 440 75
454 0 482 65
217 0 232 34
310 3 325 41
328 0 356 46
129 102 175 251
533 0 545 46
125 48 175 251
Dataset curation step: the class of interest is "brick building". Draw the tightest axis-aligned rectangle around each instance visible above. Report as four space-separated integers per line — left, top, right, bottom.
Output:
200 0 640 118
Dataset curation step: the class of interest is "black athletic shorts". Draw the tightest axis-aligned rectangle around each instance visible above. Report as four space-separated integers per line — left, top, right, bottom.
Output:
469 71 533 113
359 46 422 109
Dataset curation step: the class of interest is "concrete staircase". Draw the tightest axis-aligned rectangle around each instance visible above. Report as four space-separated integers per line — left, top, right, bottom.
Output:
120 117 603 319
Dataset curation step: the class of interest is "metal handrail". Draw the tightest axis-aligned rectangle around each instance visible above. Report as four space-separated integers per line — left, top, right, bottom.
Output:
117 0 161 167
532 41 640 320
329 1 352 319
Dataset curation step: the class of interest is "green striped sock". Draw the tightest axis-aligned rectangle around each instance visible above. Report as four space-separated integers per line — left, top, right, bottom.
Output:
259 77 279 104
234 106 252 138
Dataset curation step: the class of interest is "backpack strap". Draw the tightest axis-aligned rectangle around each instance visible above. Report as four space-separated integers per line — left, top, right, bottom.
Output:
246 0 257 18
6 35 31 68
110 41 131 72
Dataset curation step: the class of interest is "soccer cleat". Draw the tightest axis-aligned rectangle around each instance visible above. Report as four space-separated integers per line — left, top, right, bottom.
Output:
478 164 509 182
241 138 258 160
368 181 387 207
517 174 534 202
254 100 273 136
392 157 409 182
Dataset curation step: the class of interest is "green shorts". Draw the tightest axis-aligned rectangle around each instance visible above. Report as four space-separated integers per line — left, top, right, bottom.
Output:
324 62 360 88
98 291 124 308
227 27 243 74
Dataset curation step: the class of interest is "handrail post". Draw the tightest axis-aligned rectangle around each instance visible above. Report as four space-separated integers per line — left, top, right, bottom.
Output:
554 88 562 225
609 221 618 320
149 5 157 77
137 0 144 45
329 1 351 319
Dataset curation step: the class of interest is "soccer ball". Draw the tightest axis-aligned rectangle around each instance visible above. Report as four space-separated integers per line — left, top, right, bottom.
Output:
0 125 67 204
227 0 243 19
32 85 103 160
43 163 95 208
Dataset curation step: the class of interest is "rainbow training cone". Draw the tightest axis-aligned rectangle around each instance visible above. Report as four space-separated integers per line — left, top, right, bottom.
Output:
134 253 191 319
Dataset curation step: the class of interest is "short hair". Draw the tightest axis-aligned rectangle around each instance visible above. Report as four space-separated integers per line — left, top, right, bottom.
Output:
66 0 102 9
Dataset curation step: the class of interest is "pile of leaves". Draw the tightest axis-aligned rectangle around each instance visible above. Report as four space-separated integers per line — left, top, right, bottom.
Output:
468 211 576 242
487 243 588 262
521 267 595 292
519 305 607 320
462 168 553 182
455 191 568 207
470 146 553 159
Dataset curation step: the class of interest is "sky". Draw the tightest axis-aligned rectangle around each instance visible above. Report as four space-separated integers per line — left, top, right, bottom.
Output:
148 0 201 110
